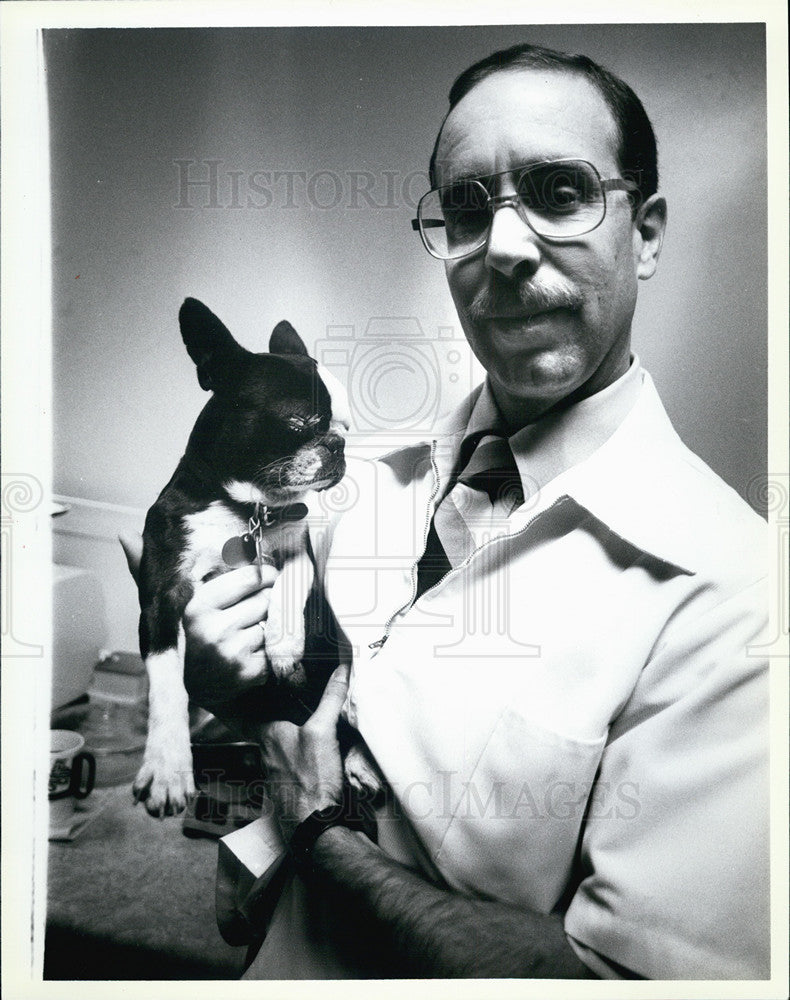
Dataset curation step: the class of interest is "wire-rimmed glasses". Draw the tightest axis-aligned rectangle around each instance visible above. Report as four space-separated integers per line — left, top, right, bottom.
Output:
411 159 638 260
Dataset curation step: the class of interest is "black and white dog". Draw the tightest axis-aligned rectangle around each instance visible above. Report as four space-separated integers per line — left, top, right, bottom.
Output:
133 298 354 816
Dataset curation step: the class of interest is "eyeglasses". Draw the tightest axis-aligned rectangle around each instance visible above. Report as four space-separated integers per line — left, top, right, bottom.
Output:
411 159 638 260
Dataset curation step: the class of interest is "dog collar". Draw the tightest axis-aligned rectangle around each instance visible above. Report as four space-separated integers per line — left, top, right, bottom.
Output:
221 501 308 569
256 501 309 528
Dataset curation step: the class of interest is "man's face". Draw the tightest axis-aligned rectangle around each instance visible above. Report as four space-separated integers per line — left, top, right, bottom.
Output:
435 69 654 424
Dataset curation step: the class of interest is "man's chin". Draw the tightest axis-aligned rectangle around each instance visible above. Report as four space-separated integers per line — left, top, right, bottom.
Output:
488 351 592 412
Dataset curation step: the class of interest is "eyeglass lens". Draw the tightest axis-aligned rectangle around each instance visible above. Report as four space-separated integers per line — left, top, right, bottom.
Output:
419 160 606 257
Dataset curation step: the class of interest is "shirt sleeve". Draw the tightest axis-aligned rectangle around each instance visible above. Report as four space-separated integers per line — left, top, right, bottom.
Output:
563 575 771 980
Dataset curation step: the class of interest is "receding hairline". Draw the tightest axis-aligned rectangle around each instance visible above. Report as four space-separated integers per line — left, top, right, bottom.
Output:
431 64 626 187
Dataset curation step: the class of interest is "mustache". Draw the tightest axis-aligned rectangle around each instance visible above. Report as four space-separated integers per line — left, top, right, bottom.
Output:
467 279 583 322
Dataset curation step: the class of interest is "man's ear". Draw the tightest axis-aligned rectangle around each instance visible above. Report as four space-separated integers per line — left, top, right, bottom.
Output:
269 320 309 357
634 194 667 280
179 298 247 392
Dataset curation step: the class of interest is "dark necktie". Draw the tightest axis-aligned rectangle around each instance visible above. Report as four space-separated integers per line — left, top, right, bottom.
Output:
456 433 525 510
415 432 523 596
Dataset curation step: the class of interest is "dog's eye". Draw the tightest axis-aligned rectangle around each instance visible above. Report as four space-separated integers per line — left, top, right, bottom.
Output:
286 414 323 436
286 416 314 435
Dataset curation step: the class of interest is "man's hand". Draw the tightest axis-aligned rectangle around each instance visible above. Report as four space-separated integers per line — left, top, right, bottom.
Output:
118 531 276 708
259 663 349 842
181 563 278 705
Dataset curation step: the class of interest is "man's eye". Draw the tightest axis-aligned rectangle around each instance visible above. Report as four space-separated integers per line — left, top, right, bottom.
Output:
521 182 582 213
444 207 488 235
442 183 487 212
548 185 584 211
519 165 594 215
442 184 488 233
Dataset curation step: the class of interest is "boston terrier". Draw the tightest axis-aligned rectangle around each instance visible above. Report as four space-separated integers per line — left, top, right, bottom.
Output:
133 297 353 816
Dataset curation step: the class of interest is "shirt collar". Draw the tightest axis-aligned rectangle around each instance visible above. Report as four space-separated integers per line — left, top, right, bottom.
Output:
371 362 716 574
464 358 644 502
556 372 698 573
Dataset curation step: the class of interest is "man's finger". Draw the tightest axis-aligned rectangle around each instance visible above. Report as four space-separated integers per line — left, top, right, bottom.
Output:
230 589 272 631
191 563 279 611
309 663 351 728
118 531 143 584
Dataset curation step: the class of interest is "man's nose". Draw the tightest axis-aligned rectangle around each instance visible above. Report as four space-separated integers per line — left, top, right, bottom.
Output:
484 205 541 279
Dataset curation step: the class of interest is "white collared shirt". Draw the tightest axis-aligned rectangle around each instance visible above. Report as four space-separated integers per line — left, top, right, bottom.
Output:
249 369 770 981
451 357 644 551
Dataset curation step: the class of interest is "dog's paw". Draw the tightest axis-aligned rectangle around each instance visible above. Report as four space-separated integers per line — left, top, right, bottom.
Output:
264 632 304 680
133 746 196 818
344 742 384 799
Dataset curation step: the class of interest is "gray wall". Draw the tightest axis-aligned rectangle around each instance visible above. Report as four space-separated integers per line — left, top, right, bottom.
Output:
47 24 767 516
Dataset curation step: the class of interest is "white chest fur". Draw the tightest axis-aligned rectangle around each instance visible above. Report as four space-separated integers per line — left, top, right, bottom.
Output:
180 500 308 584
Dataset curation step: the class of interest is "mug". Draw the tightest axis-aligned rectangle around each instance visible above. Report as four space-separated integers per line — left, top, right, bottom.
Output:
49 729 96 837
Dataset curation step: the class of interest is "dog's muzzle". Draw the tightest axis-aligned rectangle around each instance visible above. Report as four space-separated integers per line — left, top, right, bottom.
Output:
271 432 346 493
316 431 345 460
315 431 346 487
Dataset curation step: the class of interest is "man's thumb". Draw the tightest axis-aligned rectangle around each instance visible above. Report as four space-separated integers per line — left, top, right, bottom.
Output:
310 663 351 727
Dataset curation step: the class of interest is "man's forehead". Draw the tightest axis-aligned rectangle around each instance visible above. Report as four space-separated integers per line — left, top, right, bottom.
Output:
434 67 621 185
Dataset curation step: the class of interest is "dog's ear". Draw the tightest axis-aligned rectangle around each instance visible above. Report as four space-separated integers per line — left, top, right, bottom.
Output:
269 321 309 357
179 298 247 392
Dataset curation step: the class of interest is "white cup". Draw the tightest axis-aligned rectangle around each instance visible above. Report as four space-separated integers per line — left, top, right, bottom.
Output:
49 729 96 837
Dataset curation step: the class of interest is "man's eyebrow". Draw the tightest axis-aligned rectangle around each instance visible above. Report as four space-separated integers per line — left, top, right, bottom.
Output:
439 157 578 188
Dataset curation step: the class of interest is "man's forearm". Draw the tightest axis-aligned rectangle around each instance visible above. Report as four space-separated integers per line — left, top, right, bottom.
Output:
310 825 597 979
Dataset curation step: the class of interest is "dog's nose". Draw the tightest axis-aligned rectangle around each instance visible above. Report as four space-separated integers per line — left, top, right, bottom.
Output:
321 432 345 457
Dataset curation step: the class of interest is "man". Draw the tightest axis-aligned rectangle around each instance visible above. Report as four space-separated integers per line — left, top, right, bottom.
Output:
124 43 769 979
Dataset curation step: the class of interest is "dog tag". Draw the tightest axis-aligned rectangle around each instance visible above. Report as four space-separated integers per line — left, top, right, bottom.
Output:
222 532 257 568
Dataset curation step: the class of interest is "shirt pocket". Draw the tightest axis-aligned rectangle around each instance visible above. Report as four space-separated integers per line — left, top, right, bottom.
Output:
433 707 607 913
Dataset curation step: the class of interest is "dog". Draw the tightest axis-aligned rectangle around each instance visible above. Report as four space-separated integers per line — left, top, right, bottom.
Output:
133 297 359 817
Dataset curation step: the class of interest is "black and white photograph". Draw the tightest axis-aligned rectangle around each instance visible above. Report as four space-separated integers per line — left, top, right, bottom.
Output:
1 2 788 995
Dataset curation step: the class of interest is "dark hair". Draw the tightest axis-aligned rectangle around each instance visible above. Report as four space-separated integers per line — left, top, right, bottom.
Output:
429 43 658 210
